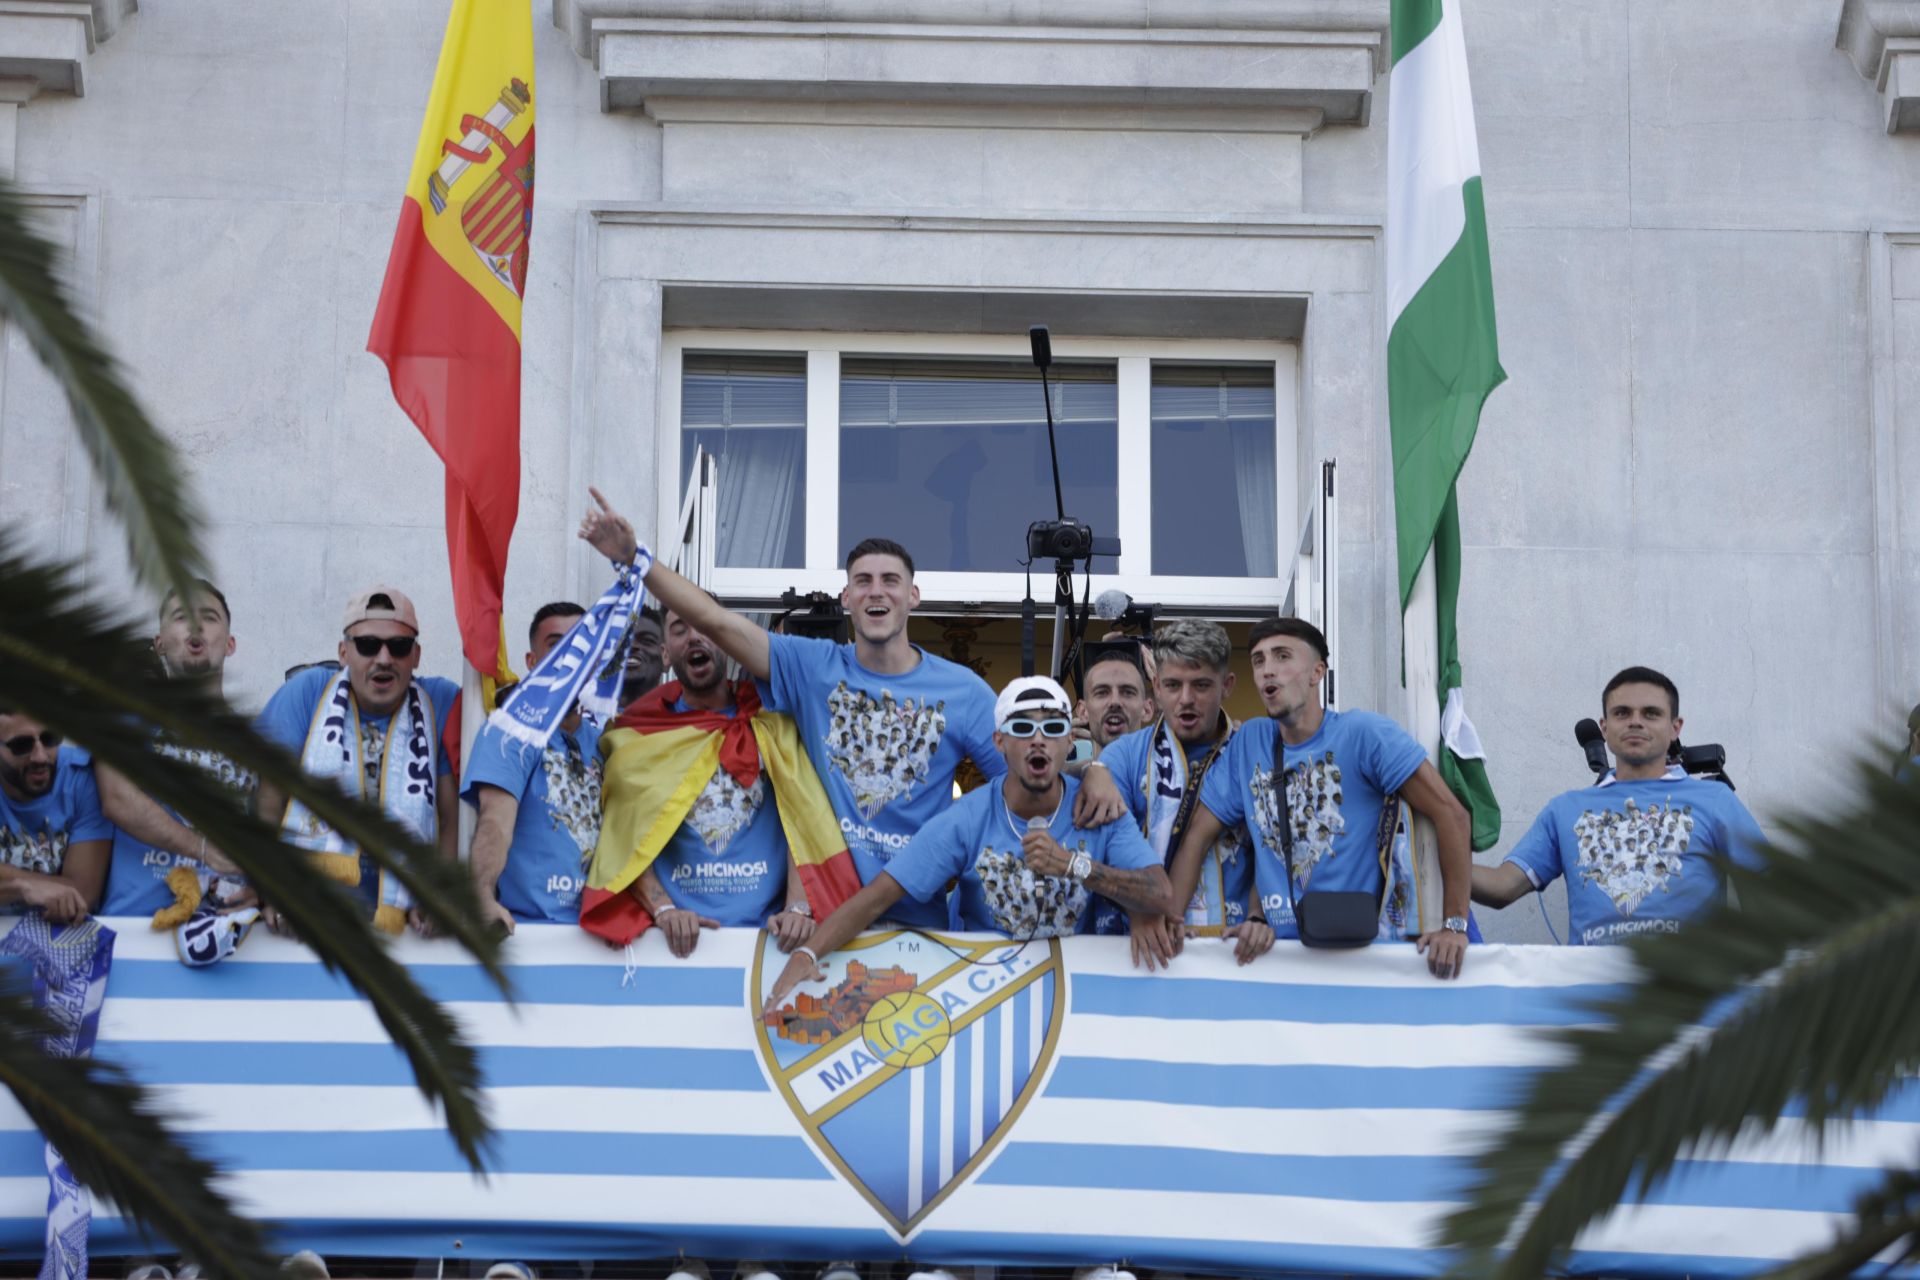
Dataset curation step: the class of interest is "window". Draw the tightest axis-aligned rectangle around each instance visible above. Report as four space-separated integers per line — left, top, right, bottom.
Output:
839 358 1117 573
661 332 1297 611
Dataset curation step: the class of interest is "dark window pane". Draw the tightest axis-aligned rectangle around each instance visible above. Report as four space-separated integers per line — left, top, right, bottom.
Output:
680 353 806 570
839 358 1118 573
1150 364 1277 578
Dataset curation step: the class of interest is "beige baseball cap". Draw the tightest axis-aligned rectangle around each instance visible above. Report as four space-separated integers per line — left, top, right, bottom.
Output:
342 586 420 634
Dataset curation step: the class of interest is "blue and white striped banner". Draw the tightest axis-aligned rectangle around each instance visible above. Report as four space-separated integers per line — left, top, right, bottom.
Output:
0 920 1909 1276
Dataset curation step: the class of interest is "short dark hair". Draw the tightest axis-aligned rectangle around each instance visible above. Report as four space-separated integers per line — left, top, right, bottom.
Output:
637 602 664 629
1083 640 1148 684
1603 666 1679 717
159 578 231 626
844 538 915 577
1248 616 1328 663
529 601 584 645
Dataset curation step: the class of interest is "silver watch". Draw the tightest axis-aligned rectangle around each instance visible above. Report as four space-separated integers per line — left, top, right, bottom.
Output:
1443 915 1469 934
1067 851 1094 882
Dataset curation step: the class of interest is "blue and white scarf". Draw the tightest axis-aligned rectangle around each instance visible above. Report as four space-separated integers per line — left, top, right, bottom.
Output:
0 916 114 1280
489 549 652 750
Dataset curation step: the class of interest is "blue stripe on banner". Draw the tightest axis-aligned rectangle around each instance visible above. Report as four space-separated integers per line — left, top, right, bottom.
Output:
105 960 743 1007
93 1042 766 1090
983 991 1003 1130
1070 974 1626 1026
1046 1057 1527 1111
0 1128 826 1181
952 1015 971 1166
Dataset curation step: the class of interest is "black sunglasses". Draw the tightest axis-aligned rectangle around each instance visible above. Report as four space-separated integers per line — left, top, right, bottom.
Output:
349 635 417 659
1 730 60 756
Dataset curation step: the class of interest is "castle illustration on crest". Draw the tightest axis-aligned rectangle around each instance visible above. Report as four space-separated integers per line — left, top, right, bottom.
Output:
762 959 918 1045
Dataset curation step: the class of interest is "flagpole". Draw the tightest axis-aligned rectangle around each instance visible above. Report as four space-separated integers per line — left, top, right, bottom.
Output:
1402 548 1445 933
457 660 484 860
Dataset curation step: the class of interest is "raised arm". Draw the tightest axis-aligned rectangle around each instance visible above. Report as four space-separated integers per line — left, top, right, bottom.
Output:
579 487 772 682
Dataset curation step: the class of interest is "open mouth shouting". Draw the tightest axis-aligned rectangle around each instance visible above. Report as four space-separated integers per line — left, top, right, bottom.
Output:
1021 743 1054 784
682 643 718 685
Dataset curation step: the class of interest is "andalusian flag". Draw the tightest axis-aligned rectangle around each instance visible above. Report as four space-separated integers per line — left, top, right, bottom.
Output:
582 681 861 946
368 0 533 676
1387 0 1503 854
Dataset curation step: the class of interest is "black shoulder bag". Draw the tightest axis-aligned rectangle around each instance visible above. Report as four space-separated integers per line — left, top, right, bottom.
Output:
1275 738 1395 949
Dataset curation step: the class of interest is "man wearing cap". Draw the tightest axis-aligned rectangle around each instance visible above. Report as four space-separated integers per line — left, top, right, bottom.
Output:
254 588 460 935
1085 620 1258 950
766 676 1174 1005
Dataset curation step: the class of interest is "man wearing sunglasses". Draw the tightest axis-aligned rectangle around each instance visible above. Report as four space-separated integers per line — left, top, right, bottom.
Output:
0 709 110 922
766 677 1174 1006
254 588 461 936
95 579 254 917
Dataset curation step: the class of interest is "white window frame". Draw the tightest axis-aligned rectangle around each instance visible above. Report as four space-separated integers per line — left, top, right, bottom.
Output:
657 329 1298 613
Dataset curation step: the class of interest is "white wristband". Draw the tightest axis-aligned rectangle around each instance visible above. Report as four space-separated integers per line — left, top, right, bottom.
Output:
1083 759 1110 772
795 945 820 965
652 904 683 918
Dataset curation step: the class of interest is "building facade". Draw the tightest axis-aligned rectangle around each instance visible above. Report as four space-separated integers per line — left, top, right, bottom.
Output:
2 0 1916 939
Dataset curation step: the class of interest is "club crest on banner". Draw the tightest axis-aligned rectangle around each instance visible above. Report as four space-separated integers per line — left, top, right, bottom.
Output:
751 930 1064 1240
426 77 534 297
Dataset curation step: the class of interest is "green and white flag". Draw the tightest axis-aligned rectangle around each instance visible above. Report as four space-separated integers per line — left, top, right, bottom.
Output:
1388 0 1503 859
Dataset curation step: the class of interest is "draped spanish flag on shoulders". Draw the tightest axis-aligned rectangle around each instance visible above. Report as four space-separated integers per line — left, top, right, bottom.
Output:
582 681 862 946
367 0 533 677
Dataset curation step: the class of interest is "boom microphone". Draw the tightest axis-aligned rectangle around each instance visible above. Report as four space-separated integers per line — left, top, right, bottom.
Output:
1093 589 1132 621
1574 718 1610 778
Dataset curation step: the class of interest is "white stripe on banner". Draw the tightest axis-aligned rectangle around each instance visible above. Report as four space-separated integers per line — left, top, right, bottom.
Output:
1385 0 1483 328
1 920 1905 1278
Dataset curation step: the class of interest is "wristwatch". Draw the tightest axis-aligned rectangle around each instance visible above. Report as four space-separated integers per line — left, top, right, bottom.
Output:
1066 851 1094 882
1443 915 1469 934
788 902 813 918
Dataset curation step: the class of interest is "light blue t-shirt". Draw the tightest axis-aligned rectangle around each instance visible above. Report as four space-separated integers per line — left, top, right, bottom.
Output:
653 698 791 928
101 739 254 916
1087 724 1252 936
758 633 1005 928
2 753 112 913
460 716 602 924
1504 768 1765 946
1201 710 1428 939
256 668 460 914
884 776 1161 936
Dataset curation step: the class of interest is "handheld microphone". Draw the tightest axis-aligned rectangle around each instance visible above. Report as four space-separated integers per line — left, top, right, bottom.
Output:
1574 718 1610 778
1029 325 1052 370
1027 814 1050 835
1093 589 1132 621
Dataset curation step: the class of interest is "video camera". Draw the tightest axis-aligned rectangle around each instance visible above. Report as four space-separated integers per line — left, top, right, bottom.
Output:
776 588 849 644
1027 517 1120 563
1574 718 1735 790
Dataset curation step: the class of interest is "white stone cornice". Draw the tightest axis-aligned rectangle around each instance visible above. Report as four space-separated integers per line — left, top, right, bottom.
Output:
0 0 136 98
554 0 1387 124
1838 0 1920 132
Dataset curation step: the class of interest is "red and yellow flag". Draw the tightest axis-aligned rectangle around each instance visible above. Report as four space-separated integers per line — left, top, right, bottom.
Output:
581 681 862 946
368 0 534 675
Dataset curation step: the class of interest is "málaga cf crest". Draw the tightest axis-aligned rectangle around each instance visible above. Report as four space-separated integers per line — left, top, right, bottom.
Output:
752 931 1065 1239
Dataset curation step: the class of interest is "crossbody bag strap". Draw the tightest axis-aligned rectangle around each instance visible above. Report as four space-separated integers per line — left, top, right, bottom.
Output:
1275 733 1300 920
1166 727 1231 864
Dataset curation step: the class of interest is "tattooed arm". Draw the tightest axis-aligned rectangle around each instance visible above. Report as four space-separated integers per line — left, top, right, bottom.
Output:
1021 830 1173 917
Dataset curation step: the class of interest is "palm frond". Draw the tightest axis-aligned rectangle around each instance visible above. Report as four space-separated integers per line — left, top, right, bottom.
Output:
0 982 276 1276
1762 1165 1920 1279
0 542 505 1170
1441 760 1920 1276
0 177 204 608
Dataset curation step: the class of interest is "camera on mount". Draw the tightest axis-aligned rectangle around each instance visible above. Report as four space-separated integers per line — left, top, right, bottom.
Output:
1026 517 1121 564
777 588 849 644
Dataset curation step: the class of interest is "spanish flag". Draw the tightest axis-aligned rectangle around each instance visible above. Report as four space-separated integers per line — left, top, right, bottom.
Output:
367 0 533 675
581 681 862 946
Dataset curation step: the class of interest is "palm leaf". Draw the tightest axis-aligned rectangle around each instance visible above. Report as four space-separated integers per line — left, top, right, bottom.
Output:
1441 763 1920 1276
0 542 506 1170
0 982 276 1277
1762 1165 1920 1279
0 177 204 609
